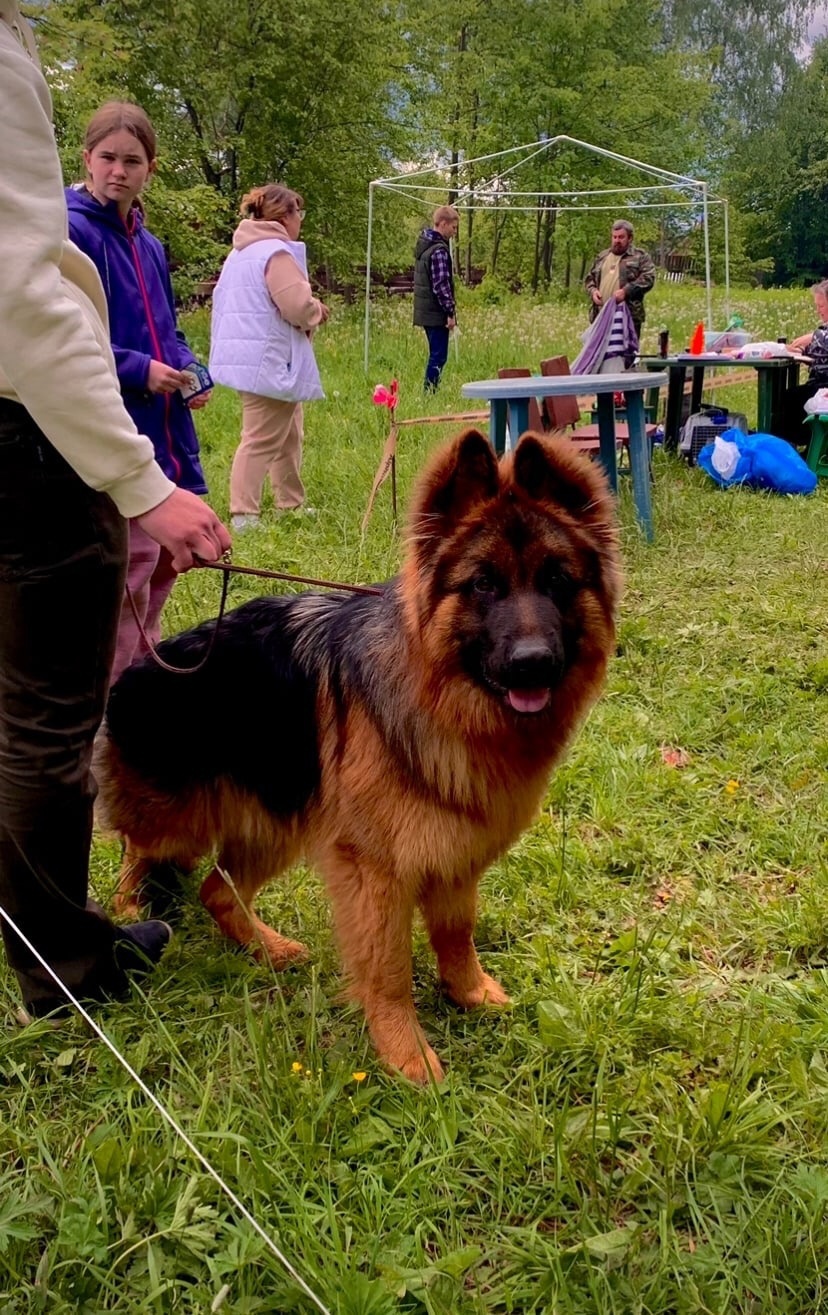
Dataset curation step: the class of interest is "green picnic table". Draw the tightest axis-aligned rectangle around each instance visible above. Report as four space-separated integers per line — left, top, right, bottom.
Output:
640 354 801 449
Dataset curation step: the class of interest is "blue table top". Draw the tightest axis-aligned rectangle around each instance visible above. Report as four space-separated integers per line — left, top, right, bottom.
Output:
461 371 667 400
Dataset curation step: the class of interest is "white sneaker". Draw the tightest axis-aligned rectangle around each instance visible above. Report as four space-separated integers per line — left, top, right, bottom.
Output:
231 514 261 531
279 504 318 517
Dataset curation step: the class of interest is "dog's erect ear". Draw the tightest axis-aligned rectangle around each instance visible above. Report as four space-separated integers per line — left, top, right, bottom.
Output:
411 428 500 533
513 432 612 522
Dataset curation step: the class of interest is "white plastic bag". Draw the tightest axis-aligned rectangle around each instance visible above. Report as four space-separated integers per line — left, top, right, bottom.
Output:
711 434 740 479
804 388 828 415
735 341 793 359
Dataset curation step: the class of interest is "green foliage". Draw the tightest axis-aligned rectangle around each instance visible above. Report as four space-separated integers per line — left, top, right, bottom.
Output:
27 0 828 288
144 180 233 300
662 0 818 125
725 38 828 286
32 0 415 280
470 273 511 306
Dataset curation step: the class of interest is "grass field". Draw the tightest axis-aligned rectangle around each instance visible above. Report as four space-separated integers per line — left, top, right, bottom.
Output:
2 285 828 1314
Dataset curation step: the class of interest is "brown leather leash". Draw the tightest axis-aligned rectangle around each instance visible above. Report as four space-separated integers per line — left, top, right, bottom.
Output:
126 554 383 676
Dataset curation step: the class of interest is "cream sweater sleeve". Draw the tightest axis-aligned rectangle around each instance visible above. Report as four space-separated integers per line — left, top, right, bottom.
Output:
265 251 326 330
0 14 174 519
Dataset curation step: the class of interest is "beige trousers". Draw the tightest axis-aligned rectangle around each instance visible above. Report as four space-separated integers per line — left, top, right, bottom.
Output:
229 392 305 514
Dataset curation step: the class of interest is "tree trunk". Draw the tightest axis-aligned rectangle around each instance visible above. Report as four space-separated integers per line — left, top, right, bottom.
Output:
464 90 478 281
448 25 468 206
541 204 557 286
491 210 507 275
536 202 549 295
184 99 223 191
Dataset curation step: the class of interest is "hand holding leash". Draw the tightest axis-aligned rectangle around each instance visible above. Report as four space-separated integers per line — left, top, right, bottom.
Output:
134 488 231 572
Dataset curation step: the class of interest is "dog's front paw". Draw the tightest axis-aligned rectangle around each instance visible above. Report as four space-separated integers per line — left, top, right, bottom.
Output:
372 1018 445 1085
392 1044 445 1086
446 972 510 1009
112 893 144 921
253 929 309 969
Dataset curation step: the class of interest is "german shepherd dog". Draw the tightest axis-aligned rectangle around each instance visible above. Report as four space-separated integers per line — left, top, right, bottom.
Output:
98 429 621 1083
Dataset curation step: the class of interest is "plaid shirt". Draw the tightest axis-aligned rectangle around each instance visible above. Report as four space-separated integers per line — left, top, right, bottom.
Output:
426 236 455 316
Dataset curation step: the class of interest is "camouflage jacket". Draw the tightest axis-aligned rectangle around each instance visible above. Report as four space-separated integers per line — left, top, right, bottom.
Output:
585 244 656 331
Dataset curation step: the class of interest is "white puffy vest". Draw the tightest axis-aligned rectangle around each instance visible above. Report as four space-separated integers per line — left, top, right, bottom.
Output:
209 238 324 402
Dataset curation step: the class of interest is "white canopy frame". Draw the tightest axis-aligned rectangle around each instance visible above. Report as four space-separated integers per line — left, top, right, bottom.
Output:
363 134 730 369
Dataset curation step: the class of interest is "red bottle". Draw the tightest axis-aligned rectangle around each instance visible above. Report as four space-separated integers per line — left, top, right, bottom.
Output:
688 322 705 355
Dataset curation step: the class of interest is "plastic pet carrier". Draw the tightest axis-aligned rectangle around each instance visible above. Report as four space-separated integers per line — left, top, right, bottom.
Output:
679 404 748 465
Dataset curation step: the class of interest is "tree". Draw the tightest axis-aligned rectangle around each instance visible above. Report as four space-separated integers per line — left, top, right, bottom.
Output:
726 38 828 284
661 0 819 127
399 0 712 289
27 0 817 289
30 0 415 277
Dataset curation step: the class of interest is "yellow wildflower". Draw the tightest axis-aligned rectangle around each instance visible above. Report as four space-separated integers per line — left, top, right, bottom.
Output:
725 780 740 794
291 1061 303 1073
352 1071 367 1083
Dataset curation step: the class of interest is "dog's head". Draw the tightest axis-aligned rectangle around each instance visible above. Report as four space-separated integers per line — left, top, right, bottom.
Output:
402 428 622 733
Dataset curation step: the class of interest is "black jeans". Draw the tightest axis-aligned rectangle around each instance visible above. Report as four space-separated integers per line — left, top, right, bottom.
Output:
0 400 130 1013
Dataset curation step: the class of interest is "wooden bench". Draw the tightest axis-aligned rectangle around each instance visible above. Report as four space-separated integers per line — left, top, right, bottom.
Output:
539 356 658 455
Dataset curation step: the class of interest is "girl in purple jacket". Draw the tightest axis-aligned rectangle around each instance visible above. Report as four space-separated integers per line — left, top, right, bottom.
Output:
66 101 212 682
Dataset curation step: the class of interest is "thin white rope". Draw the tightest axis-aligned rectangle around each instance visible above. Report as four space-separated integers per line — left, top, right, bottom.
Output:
372 133 706 188
473 183 700 199
372 181 726 213
381 182 700 199
375 181 709 198
0 903 333 1315
519 200 721 212
485 140 552 181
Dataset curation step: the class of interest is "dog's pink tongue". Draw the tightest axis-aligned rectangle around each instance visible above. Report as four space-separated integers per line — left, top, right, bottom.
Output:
508 688 550 714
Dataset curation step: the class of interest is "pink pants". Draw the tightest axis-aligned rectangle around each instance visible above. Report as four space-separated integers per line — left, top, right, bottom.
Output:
110 521 177 685
229 393 305 514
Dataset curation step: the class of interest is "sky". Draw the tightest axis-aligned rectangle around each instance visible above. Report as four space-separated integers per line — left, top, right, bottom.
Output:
806 4 828 44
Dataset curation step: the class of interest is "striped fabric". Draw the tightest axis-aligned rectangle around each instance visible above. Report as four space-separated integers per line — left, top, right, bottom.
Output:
571 300 638 374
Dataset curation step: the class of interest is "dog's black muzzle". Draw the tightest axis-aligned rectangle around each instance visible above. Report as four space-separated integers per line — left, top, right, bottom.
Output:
498 636 565 691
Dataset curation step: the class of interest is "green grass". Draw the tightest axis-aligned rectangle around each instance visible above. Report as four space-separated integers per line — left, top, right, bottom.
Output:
2 286 828 1313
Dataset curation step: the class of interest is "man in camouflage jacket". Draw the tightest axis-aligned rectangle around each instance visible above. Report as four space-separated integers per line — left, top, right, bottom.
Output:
585 220 655 336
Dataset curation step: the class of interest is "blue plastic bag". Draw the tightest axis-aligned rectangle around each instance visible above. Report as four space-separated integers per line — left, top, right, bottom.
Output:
697 428 817 495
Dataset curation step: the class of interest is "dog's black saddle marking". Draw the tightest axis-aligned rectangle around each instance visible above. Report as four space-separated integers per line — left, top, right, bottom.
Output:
106 597 325 816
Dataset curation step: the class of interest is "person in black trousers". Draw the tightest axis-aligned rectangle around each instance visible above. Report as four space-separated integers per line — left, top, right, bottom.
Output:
0 0 230 1017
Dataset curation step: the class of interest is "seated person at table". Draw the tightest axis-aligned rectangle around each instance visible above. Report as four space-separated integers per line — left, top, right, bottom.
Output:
778 280 828 446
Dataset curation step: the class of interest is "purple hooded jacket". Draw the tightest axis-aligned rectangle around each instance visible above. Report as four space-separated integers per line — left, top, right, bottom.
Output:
65 185 207 493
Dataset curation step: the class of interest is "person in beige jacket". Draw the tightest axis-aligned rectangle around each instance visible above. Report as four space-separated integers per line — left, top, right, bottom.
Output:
209 185 329 529
0 0 231 1017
